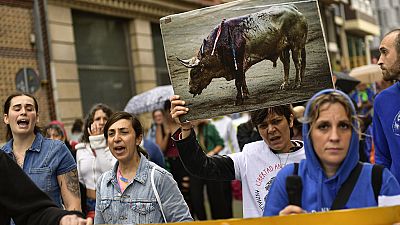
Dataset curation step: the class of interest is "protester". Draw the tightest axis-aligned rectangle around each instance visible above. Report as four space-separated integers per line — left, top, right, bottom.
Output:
263 89 400 216
146 109 165 143
157 100 192 211
211 115 240 155
45 121 75 159
236 119 262 151
190 119 232 220
373 29 400 182
170 95 305 218
363 79 395 163
350 83 374 116
94 112 192 224
75 104 116 218
292 105 305 141
70 119 84 150
0 151 92 225
142 138 166 168
1 92 81 211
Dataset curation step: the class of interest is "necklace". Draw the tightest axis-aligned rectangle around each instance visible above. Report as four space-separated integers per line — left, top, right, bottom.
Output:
275 153 290 167
118 167 130 183
13 151 25 168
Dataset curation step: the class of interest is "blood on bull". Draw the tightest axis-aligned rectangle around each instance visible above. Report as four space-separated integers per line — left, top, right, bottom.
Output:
178 4 308 105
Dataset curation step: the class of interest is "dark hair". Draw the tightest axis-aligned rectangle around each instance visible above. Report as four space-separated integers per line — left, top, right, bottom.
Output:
250 105 293 127
81 103 113 143
3 92 41 140
71 119 83 133
163 100 171 111
45 124 65 140
385 29 400 57
103 111 148 158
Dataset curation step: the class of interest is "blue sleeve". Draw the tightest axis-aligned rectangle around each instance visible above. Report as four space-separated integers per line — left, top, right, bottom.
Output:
373 107 392 168
144 140 165 168
263 165 292 216
56 142 76 175
380 168 400 196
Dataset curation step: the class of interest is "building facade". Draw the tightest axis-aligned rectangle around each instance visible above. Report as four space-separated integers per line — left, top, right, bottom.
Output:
319 0 379 72
0 0 220 142
371 0 400 58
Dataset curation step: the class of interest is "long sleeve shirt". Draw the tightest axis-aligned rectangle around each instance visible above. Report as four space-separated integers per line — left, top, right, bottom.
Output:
0 151 82 225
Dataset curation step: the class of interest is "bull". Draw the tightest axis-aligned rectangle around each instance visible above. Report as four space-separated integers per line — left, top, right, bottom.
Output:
178 4 308 105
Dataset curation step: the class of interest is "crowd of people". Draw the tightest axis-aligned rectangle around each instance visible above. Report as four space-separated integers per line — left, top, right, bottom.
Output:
0 29 399 225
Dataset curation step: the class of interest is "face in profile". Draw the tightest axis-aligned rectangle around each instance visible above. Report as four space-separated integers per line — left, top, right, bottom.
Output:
257 113 293 152
107 119 142 163
310 102 352 170
378 32 400 81
4 95 39 136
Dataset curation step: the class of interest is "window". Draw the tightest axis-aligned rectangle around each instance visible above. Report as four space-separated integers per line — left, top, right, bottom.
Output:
151 23 170 85
72 10 135 115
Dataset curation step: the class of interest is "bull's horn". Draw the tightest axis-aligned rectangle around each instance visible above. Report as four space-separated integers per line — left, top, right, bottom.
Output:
177 57 198 68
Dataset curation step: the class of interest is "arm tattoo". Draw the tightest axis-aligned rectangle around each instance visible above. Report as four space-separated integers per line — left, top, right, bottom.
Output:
62 169 81 198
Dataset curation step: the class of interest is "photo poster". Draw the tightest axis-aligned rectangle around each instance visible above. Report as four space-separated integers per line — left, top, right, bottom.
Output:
160 0 333 121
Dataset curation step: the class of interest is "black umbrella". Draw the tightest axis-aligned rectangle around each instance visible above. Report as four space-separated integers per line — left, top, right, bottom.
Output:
333 71 360 94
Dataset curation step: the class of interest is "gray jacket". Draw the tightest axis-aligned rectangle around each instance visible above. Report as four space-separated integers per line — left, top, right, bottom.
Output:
94 154 192 224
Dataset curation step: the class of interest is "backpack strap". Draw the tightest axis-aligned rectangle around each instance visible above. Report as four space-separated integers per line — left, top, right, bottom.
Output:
372 164 384 203
293 163 299 175
331 162 363 210
151 167 168 223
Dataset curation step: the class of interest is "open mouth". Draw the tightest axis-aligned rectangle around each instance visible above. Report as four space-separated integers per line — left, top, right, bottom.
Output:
113 146 126 154
17 119 30 128
269 136 280 142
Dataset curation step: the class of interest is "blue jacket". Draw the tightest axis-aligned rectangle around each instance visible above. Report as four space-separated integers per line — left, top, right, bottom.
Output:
94 153 192 224
373 82 400 182
1 133 76 208
263 89 400 216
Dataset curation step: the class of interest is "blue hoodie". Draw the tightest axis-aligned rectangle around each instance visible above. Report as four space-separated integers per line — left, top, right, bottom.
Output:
263 89 400 216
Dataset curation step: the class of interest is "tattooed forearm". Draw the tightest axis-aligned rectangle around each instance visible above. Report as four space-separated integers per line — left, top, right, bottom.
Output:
62 169 81 198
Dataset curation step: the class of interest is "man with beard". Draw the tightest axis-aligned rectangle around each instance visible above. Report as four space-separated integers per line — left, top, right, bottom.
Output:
373 29 400 182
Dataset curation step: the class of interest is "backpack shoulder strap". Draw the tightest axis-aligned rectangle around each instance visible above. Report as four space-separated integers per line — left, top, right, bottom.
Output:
331 162 363 210
293 163 299 175
372 164 384 203
151 167 168 223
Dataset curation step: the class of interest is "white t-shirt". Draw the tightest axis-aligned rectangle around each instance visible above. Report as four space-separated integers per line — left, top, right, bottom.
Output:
229 140 305 218
211 116 240 155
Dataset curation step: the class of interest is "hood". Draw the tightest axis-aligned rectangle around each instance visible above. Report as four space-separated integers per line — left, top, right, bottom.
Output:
302 89 359 184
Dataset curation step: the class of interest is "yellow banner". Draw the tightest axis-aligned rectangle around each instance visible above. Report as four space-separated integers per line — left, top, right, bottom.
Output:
142 205 400 225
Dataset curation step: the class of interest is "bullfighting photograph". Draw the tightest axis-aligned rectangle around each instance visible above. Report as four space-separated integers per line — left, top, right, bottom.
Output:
160 0 332 121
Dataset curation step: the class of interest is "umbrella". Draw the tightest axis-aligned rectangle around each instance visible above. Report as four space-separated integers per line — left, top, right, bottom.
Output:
333 71 360 94
124 85 173 115
349 64 383 84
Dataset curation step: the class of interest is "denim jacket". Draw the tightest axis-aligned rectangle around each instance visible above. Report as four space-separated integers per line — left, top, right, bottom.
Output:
94 153 192 224
1 133 76 207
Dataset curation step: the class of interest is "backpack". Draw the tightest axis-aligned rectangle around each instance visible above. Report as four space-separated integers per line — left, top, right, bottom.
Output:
288 162 384 209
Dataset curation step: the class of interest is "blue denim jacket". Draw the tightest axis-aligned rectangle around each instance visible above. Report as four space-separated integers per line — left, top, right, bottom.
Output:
94 154 192 224
1 133 76 207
